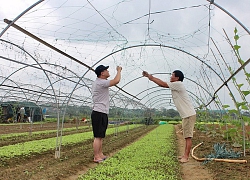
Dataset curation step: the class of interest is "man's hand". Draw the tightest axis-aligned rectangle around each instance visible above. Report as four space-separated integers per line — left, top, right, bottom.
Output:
142 71 155 81
117 66 122 72
142 71 169 88
110 66 122 86
142 71 149 77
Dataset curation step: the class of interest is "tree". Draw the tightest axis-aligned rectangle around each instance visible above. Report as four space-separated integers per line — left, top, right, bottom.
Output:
166 109 179 118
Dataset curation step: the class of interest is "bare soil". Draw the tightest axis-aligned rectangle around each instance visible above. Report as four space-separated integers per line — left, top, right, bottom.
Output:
176 124 250 180
0 123 249 180
0 123 156 180
175 125 214 180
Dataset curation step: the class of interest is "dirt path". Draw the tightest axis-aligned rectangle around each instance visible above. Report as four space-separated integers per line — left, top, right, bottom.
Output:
175 125 214 180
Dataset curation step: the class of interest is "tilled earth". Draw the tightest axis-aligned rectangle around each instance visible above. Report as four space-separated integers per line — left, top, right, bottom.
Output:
188 124 250 180
0 123 156 180
0 123 249 180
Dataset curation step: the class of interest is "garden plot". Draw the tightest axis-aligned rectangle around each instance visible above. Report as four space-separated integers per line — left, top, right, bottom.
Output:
0 123 154 180
79 124 181 180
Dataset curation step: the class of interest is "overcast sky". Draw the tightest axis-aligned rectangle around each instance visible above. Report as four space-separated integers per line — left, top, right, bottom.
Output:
0 0 249 110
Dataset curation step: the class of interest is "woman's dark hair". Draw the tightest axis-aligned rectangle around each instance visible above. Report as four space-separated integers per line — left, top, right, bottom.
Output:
173 70 184 82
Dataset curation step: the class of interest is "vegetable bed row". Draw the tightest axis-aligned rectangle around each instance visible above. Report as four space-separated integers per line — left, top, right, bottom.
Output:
0 124 142 159
79 124 181 180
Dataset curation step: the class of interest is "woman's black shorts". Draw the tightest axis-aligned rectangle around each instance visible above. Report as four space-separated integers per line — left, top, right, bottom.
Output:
91 111 108 138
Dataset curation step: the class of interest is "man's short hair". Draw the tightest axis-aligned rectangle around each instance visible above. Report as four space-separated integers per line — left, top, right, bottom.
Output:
173 70 184 82
95 65 109 77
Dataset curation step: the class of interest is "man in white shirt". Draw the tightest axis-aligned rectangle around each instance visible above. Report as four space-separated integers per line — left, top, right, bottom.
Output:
91 65 122 163
142 70 196 163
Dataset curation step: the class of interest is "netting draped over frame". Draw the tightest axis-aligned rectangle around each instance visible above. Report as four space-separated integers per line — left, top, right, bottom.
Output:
0 0 249 111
